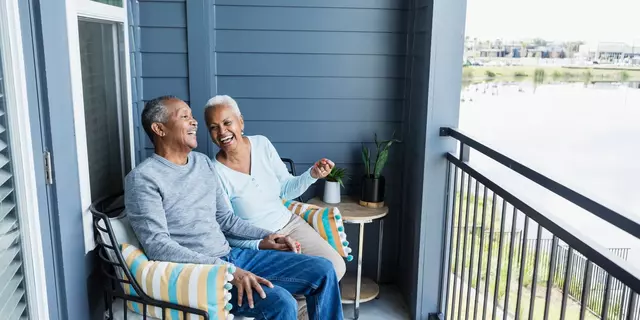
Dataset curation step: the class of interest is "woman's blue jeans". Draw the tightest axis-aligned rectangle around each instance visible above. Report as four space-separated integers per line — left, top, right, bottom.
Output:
224 248 344 320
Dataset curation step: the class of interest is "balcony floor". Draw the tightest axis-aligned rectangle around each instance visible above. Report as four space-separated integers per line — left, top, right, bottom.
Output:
341 285 409 320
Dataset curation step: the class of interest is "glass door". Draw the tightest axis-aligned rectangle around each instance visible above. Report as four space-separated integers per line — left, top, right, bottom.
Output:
78 19 128 202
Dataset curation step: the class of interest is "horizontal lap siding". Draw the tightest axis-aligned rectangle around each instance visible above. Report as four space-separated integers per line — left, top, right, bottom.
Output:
213 1 408 282
137 0 189 159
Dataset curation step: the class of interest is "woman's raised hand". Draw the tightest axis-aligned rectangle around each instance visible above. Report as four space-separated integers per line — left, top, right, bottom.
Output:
311 158 335 179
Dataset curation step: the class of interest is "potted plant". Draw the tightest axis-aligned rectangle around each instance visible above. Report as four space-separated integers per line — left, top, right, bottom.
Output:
360 133 400 206
323 167 348 204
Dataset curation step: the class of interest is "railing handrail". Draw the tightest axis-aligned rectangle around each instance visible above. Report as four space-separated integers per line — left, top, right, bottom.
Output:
446 153 640 293
440 126 640 240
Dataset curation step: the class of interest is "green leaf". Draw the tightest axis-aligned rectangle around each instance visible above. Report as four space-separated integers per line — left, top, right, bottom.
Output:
326 167 349 188
373 149 389 178
361 144 370 176
374 133 379 150
383 138 401 152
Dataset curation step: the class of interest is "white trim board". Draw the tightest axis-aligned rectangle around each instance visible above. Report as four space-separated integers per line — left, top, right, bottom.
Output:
0 0 51 318
65 0 133 254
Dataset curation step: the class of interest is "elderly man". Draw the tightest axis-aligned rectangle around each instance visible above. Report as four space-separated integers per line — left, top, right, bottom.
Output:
125 95 343 320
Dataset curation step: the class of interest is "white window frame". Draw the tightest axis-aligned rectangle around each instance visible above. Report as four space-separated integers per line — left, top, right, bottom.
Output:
0 0 51 318
64 0 135 253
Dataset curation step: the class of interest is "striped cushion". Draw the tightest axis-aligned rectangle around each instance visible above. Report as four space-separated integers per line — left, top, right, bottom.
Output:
119 243 235 320
282 200 353 261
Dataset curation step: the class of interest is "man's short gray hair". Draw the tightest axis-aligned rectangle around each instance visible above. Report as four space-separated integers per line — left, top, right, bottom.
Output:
142 95 175 143
204 95 242 117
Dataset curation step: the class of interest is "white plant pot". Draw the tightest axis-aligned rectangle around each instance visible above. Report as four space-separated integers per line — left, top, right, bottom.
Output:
323 181 341 204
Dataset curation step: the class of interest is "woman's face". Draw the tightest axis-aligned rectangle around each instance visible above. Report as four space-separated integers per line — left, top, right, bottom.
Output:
205 104 244 153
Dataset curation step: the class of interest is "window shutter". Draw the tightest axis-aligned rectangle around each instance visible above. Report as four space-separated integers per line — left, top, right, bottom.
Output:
0 37 29 319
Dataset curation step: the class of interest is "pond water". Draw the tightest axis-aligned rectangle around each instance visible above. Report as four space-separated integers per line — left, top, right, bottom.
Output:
459 81 640 266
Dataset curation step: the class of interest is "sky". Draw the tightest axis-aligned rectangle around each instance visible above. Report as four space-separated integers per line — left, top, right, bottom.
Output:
464 0 640 44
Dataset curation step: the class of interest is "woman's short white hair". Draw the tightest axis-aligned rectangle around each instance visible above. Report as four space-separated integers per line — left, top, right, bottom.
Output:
204 95 241 116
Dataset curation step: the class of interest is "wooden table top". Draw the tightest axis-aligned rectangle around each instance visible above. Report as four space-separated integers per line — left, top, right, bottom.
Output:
340 276 380 304
308 196 388 222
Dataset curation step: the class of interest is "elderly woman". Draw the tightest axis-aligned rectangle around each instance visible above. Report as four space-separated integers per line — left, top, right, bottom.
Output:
204 95 346 279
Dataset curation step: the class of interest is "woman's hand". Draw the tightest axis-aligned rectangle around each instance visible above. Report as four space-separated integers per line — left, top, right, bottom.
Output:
259 234 300 253
311 158 335 179
231 267 274 308
275 235 301 253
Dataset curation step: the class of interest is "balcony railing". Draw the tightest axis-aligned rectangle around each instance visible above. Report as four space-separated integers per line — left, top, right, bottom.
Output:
438 127 640 320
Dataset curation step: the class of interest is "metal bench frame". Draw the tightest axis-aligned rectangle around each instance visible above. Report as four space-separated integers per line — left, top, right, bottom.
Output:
91 193 209 320
281 158 304 202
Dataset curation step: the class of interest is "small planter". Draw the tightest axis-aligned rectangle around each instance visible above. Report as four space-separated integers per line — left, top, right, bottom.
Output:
361 175 385 204
323 180 341 204
360 132 399 208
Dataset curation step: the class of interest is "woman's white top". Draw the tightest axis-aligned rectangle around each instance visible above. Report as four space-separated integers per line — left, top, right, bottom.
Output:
212 135 317 249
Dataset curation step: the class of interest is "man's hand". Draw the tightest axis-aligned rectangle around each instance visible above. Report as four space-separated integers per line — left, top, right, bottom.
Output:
231 267 273 308
311 158 335 179
259 234 300 253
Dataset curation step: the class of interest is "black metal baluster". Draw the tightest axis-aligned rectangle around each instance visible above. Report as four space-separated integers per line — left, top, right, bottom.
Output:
162 308 166 320
482 192 498 320
515 216 530 319
457 175 474 320
528 225 543 320
503 207 520 320
492 199 509 320
465 181 482 319
543 236 559 320
560 247 574 320
602 274 613 320
613 279 621 320
123 300 128 320
627 292 637 320
598 267 605 315
581 259 587 301
473 186 489 320
621 286 629 320
450 172 467 320
579 261 594 320
444 165 460 317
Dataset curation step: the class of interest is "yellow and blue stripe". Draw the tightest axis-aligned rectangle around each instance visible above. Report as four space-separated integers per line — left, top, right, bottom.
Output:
119 244 234 320
283 199 353 261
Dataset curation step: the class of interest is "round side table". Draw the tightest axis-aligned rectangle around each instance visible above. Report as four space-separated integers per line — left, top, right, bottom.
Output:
309 196 388 320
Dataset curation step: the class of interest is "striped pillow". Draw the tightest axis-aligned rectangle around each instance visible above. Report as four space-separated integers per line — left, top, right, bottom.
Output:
119 243 235 320
282 200 353 261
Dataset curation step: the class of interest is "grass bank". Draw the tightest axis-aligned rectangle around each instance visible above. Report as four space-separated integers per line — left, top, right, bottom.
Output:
462 65 640 83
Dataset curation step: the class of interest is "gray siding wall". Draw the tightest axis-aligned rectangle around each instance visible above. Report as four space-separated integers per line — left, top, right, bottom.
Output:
212 0 408 281
134 0 191 160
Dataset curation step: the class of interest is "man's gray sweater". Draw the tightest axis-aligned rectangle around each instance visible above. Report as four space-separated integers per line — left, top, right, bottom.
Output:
124 152 272 265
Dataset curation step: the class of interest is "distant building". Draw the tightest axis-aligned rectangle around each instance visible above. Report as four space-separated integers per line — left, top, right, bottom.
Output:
579 42 640 61
479 48 507 57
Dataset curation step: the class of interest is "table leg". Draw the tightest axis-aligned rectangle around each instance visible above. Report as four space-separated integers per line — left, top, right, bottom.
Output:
354 222 365 320
376 219 384 299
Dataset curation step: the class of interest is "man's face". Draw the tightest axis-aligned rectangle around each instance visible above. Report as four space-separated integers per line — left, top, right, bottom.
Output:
159 99 198 150
205 105 244 153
